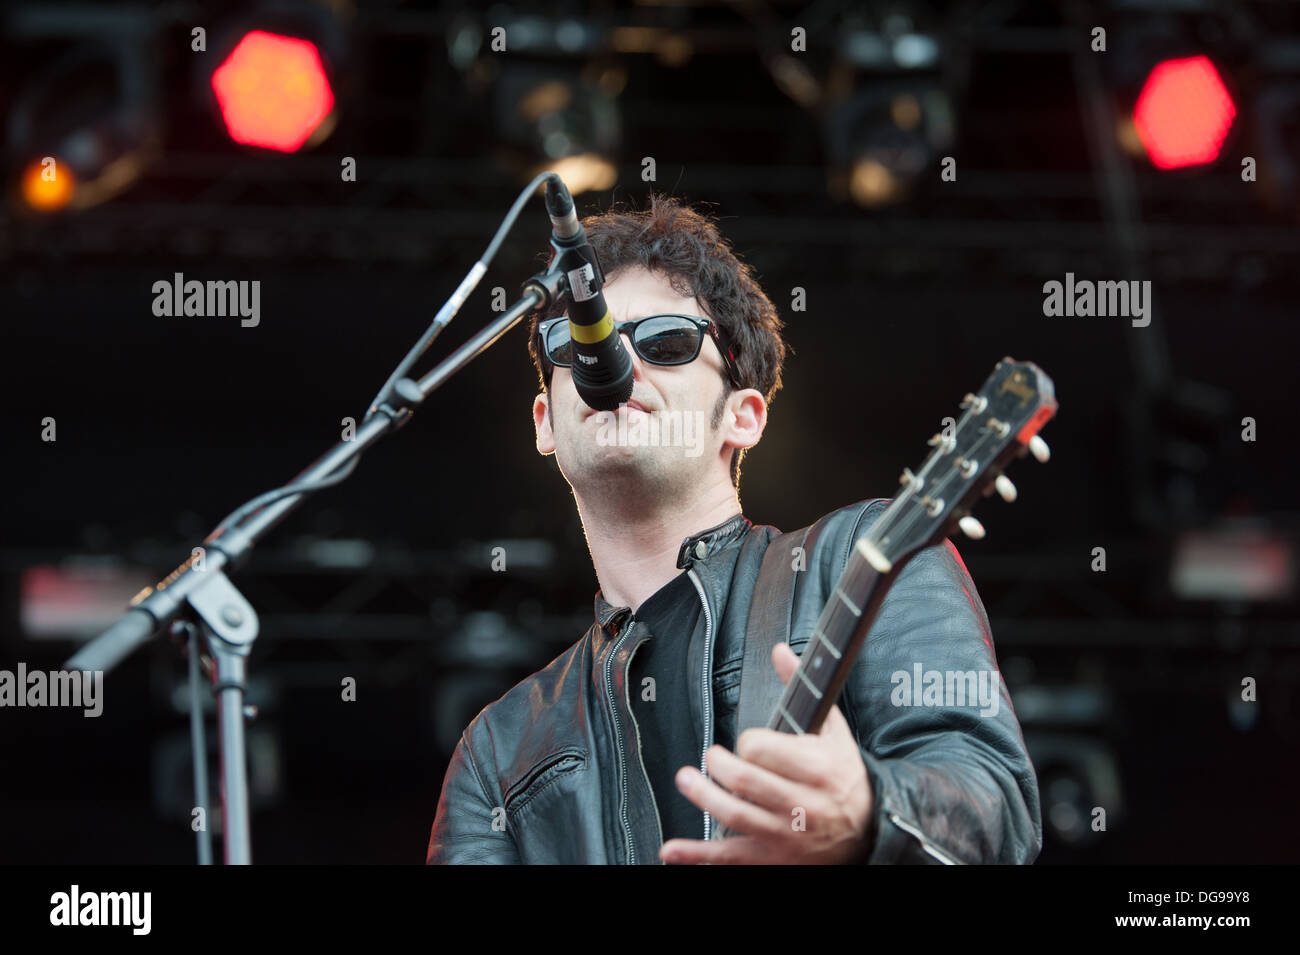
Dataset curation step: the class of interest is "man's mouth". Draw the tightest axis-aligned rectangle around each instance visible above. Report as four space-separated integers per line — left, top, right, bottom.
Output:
586 399 650 418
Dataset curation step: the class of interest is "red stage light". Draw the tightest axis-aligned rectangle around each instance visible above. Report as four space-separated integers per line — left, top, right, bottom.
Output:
1133 55 1235 170
211 30 334 152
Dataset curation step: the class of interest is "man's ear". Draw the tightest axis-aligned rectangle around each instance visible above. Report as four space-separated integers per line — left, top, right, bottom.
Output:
724 389 766 453
534 393 556 455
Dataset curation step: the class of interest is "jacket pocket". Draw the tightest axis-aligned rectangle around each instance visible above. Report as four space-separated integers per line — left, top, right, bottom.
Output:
503 747 587 815
713 656 743 708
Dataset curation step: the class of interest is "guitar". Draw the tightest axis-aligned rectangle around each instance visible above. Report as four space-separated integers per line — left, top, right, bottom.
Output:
712 356 1057 841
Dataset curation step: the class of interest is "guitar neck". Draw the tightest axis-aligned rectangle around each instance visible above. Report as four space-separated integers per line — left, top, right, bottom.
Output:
709 536 903 840
709 357 1056 841
767 536 903 736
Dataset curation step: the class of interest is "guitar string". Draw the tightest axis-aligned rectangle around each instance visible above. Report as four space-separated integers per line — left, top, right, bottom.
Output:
876 426 998 551
866 401 984 549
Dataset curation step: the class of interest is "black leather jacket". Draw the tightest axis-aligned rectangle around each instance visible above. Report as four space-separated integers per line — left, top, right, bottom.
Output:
427 498 1043 864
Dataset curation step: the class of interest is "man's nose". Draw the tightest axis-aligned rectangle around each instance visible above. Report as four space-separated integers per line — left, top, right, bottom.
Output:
617 327 645 380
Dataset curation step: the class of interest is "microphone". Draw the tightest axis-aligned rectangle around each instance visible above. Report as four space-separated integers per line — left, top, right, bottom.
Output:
544 177 633 411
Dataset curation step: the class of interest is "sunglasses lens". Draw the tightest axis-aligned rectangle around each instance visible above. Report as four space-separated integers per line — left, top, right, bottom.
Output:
544 323 572 365
634 316 700 364
544 316 703 367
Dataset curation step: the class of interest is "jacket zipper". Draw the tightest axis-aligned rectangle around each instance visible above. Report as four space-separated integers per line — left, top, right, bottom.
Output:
886 812 964 865
604 624 636 864
624 622 666 861
686 567 715 841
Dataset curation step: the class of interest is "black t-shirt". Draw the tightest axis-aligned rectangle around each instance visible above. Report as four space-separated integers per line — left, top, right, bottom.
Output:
626 571 704 843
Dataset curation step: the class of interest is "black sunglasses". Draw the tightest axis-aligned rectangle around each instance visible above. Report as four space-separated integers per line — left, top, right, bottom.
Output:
538 313 743 390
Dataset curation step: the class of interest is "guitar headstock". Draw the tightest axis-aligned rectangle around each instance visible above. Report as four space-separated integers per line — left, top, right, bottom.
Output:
860 358 1057 573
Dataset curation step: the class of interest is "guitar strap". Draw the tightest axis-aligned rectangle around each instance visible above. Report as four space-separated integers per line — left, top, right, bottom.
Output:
736 523 815 737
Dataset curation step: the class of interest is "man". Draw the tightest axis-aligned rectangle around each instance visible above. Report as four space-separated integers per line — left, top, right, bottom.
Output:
426 193 1042 864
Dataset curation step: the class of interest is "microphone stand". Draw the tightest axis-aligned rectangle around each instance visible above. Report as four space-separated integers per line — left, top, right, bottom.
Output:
64 173 570 864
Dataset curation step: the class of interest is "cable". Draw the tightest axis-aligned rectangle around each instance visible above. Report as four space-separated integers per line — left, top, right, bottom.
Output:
207 171 560 541
210 456 362 537
361 170 558 423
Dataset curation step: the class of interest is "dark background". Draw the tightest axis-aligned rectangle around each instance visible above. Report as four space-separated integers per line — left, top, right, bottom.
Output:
2 0 1297 863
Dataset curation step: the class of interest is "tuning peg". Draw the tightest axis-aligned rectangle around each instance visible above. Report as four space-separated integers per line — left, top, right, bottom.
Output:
994 474 1017 503
957 516 986 539
1028 435 1050 463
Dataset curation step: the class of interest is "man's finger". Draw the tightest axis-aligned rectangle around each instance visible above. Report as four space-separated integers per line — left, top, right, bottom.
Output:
819 700 853 738
705 743 814 815
734 728 837 786
660 835 767 865
768 642 856 742
771 641 799 685
674 766 787 840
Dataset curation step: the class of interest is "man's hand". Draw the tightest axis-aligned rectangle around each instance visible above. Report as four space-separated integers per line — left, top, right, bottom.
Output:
659 641 874 864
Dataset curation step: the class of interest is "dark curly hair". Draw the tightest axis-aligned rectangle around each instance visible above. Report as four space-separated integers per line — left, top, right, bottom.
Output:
528 191 788 488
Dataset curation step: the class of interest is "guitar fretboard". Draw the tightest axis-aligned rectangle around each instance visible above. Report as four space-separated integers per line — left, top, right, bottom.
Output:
767 537 888 735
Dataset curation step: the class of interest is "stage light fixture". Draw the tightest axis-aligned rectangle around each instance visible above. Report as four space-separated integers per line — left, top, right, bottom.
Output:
1134 55 1235 169
8 38 158 214
491 61 623 196
826 84 953 208
211 30 335 152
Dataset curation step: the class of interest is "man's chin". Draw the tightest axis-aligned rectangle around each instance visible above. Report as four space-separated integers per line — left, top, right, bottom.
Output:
586 443 655 471
565 443 673 489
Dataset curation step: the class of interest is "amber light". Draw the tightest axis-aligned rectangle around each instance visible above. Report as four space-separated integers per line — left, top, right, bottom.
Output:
20 158 77 212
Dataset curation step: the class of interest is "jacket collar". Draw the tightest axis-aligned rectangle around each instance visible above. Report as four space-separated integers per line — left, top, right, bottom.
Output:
593 512 752 632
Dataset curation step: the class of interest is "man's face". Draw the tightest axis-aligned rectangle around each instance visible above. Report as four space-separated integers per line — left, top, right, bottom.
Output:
533 266 760 498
